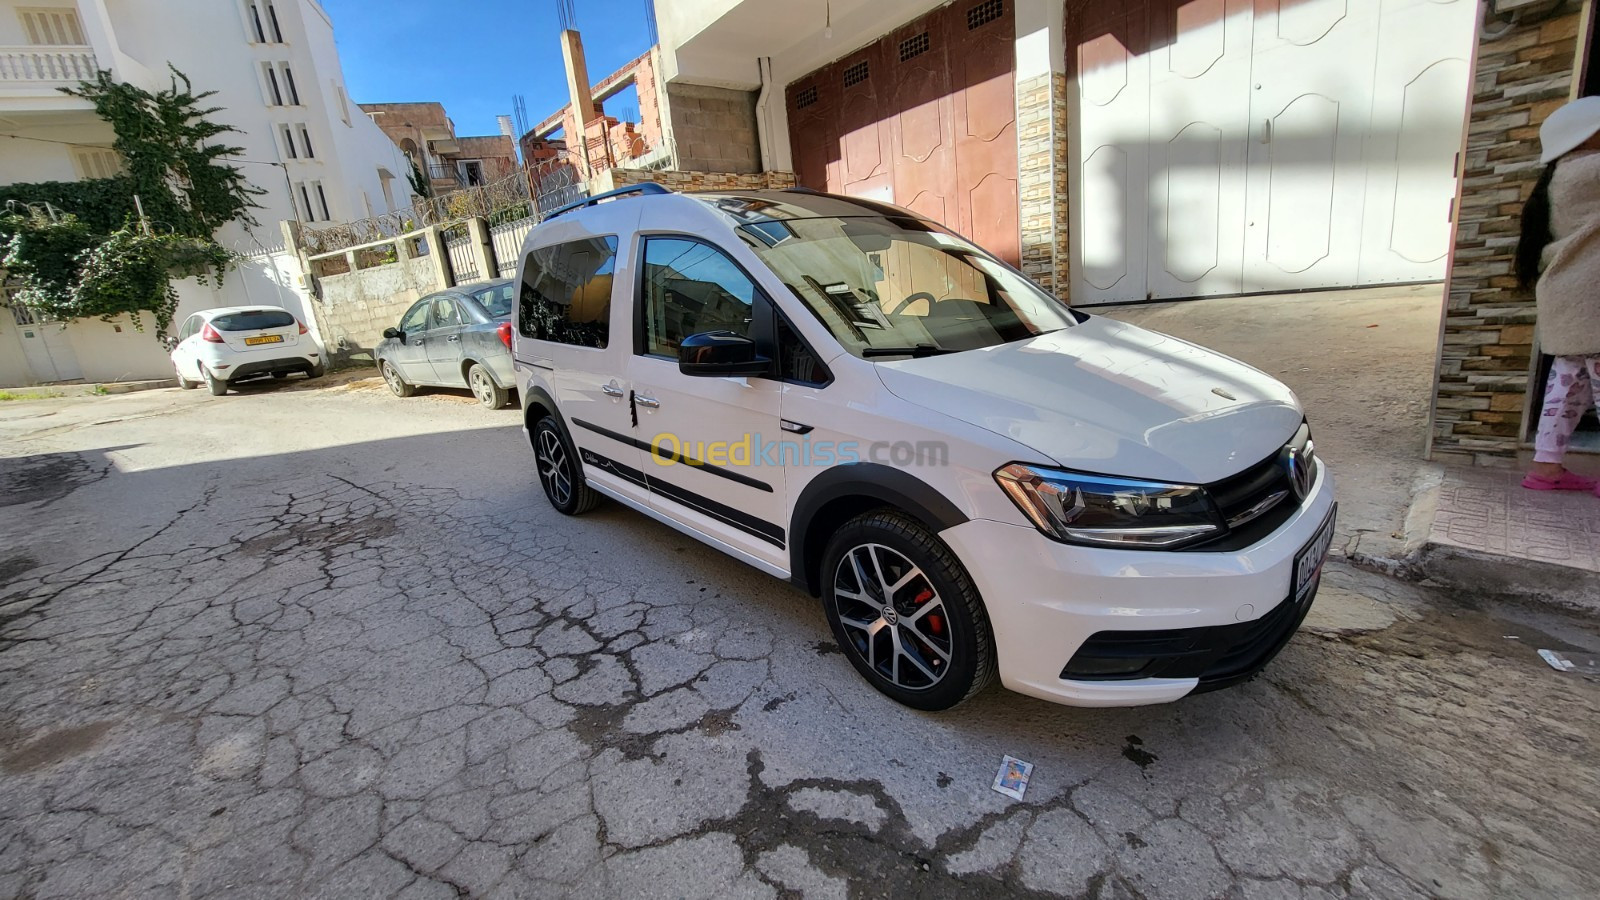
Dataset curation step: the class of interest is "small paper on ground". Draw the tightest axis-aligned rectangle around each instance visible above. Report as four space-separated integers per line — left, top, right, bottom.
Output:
1539 649 1576 672
992 755 1033 801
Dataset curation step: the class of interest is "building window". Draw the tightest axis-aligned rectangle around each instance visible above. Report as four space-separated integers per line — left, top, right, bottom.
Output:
243 2 283 43
281 65 300 105
899 32 930 62
299 125 315 159
335 84 351 125
71 147 122 180
280 125 297 159
18 7 85 45
244 2 265 42
967 0 1003 30
842 60 869 88
262 63 283 105
297 182 314 221
314 182 330 221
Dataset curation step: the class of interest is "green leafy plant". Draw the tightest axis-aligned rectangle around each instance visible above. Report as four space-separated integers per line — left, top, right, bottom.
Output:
408 162 431 199
0 68 259 338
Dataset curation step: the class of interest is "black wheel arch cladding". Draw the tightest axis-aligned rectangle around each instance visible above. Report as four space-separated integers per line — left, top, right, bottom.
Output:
790 463 969 595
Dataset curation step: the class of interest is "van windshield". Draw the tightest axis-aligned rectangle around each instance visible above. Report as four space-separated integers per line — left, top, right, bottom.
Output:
736 216 1076 359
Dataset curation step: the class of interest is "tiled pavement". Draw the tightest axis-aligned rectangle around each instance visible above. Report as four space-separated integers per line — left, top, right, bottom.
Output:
1428 466 1600 575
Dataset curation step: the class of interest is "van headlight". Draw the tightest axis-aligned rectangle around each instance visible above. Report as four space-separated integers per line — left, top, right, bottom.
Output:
994 464 1222 549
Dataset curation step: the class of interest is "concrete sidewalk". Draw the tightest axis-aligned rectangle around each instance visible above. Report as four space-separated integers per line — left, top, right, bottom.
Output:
1417 465 1600 613
0 379 176 400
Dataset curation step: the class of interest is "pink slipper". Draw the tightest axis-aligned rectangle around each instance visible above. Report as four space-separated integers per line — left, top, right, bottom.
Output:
1522 471 1599 491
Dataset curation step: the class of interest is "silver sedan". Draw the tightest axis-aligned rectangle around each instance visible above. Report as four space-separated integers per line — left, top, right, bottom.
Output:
376 280 518 409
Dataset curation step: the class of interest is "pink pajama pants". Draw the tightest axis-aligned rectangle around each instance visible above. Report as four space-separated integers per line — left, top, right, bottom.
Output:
1534 355 1600 463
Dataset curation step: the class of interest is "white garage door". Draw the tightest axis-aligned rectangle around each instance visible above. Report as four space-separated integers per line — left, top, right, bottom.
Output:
1070 0 1476 305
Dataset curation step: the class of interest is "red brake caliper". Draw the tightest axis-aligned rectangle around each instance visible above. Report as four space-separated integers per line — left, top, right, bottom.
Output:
914 587 944 648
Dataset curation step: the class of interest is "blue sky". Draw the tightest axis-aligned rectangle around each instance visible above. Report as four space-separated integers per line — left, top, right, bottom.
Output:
322 0 657 139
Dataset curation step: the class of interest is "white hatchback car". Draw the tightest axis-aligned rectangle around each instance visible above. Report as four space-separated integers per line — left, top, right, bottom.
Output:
513 186 1336 711
167 306 325 395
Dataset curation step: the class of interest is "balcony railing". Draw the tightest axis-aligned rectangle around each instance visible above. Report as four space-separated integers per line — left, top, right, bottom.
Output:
428 164 461 186
0 46 99 86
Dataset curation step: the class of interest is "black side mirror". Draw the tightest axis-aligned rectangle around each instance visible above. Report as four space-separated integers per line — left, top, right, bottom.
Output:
383 327 402 341
678 331 769 378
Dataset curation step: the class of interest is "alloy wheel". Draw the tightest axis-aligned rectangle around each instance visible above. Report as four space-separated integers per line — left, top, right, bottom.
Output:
537 428 573 506
832 543 952 690
471 367 495 405
382 362 405 396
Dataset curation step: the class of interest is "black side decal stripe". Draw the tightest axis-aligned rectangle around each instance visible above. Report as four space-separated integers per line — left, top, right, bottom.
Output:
571 417 774 493
575 444 786 548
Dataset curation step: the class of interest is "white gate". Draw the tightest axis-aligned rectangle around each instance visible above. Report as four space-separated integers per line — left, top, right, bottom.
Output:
1070 0 1476 304
442 224 482 284
10 303 82 383
489 217 535 278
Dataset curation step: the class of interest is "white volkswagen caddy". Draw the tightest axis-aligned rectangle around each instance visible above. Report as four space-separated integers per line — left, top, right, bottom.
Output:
513 186 1335 711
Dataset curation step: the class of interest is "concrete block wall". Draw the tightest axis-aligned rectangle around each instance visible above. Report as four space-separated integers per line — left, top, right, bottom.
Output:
665 83 761 175
1430 2 1588 466
313 251 443 364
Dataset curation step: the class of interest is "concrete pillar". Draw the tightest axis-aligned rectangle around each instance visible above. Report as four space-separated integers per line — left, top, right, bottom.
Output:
422 225 452 288
1013 0 1068 301
467 217 496 281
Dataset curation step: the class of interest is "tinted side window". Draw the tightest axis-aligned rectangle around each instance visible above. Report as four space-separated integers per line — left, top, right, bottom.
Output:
400 301 431 333
640 238 756 358
777 317 829 386
517 236 619 348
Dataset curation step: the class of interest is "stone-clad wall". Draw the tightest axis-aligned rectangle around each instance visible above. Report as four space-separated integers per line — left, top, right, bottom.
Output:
1017 72 1071 300
1430 3 1588 466
607 169 796 192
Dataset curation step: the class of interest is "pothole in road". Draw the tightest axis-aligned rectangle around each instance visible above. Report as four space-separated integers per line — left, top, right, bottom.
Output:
0 452 107 508
1 721 115 773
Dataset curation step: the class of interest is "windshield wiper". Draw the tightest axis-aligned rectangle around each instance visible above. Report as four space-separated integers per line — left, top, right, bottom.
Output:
861 344 953 358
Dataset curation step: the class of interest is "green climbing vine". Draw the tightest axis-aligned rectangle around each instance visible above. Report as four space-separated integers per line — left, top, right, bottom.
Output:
0 67 264 338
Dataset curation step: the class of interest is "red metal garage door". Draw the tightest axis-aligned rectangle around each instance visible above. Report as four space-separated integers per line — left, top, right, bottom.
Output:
786 0 1019 264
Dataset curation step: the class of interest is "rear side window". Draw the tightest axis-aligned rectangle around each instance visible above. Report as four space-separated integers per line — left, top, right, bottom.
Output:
518 236 619 349
472 283 515 318
212 309 295 331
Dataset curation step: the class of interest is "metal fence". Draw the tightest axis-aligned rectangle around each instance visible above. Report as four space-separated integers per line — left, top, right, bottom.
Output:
489 218 535 278
442 223 482 284
300 171 535 256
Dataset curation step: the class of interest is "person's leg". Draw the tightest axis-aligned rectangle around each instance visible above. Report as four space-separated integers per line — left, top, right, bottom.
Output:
1527 355 1598 489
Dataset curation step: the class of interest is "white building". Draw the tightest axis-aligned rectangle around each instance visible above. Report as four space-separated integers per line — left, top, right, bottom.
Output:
0 0 411 385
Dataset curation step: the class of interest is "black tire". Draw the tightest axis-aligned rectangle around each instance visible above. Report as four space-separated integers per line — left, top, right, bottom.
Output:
202 365 228 396
307 362 326 379
272 371 290 380
469 363 509 409
175 363 198 390
533 416 599 515
821 510 995 711
381 361 415 398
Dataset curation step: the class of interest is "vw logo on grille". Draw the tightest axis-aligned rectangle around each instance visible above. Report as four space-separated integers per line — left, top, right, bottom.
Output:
882 605 899 625
1283 446 1316 500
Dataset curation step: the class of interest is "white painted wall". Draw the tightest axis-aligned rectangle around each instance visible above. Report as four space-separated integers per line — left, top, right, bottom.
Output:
0 0 410 383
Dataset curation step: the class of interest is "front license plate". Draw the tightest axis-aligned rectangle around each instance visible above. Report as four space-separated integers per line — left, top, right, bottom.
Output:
1294 504 1337 603
245 334 283 346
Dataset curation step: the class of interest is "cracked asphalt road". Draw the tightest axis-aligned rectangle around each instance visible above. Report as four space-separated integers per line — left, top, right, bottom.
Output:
1 379 1597 899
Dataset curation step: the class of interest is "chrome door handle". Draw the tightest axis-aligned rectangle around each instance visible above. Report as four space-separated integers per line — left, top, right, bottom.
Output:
601 384 625 398
635 395 660 409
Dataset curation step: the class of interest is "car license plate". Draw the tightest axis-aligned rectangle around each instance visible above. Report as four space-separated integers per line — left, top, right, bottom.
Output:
245 335 283 346
1294 504 1337 604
